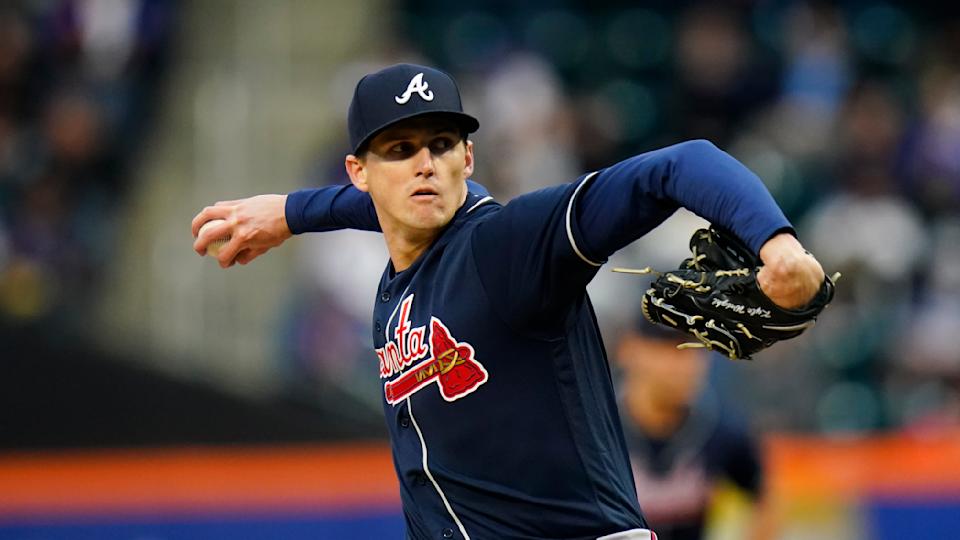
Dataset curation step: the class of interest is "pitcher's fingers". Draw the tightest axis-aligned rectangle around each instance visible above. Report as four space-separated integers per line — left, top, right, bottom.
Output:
193 219 233 255
216 236 244 269
191 205 234 237
193 236 206 256
236 248 267 266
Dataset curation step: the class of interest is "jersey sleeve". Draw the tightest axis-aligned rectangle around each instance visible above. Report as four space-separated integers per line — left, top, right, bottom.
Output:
472 139 793 334
573 139 793 260
285 184 381 233
285 181 491 234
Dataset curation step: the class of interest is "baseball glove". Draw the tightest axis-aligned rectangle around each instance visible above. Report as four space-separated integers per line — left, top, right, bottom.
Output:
617 227 838 360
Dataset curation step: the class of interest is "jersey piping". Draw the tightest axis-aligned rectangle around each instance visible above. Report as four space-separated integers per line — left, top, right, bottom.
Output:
409 397 471 539
466 196 494 214
566 171 604 267
384 284 471 539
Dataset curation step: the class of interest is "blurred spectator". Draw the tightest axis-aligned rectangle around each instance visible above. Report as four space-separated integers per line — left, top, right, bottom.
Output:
805 80 925 287
472 52 579 199
670 4 777 147
0 7 37 121
901 61 960 216
772 2 851 164
41 0 173 148
798 79 925 432
782 2 851 116
0 0 172 325
887 217 960 431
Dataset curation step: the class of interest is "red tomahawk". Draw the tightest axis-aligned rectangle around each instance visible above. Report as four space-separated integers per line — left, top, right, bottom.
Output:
384 319 488 405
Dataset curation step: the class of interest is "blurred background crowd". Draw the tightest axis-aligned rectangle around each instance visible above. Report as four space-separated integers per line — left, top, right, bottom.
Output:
290 0 960 438
0 0 171 327
2 1 958 538
1 0 957 444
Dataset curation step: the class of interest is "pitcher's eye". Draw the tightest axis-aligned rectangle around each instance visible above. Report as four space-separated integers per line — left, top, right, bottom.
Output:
390 142 414 155
430 137 455 153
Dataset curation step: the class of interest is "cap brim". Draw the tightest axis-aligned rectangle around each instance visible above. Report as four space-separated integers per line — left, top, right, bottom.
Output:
352 110 479 154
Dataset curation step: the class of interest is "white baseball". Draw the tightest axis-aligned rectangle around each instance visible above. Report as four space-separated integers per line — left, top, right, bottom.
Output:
199 219 230 257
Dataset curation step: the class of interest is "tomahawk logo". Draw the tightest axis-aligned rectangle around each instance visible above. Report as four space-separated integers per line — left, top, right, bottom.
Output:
395 72 435 104
378 297 488 404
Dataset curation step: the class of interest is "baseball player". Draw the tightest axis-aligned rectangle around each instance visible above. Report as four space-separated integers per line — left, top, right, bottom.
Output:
617 320 773 540
191 64 825 540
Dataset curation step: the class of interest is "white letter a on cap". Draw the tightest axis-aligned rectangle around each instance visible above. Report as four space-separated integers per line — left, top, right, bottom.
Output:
395 73 435 104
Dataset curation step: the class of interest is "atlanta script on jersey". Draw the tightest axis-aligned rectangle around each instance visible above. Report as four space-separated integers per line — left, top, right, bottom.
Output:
378 295 488 405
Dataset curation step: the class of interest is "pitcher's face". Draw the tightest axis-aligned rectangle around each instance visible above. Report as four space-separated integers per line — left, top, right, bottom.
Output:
347 116 473 236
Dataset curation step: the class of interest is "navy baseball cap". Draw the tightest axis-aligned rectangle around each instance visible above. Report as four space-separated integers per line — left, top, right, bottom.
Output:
348 63 480 154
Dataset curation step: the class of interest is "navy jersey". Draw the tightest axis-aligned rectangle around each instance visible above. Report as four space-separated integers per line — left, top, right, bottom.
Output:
624 391 762 540
285 140 790 539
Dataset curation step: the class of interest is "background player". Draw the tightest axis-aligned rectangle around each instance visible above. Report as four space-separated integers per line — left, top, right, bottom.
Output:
617 319 775 540
192 63 825 540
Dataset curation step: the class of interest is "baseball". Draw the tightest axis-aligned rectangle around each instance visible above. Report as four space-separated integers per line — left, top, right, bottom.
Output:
198 219 230 257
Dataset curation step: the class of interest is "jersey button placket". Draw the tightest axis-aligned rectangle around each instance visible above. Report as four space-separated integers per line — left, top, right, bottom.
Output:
399 415 410 428
441 528 454 538
381 291 391 302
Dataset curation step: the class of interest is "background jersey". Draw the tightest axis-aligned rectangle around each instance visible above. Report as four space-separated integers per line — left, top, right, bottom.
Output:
285 140 791 539
624 391 762 540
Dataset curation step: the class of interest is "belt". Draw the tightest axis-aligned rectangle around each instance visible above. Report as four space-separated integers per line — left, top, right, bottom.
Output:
597 528 657 540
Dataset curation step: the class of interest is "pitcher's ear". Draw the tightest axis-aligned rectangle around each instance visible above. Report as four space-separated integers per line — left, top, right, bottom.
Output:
345 154 368 192
463 140 475 178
